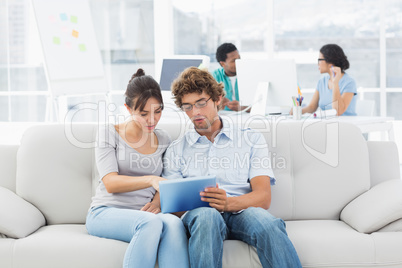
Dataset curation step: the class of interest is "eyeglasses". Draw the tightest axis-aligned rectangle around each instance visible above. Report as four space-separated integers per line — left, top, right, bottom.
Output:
317 58 326 63
180 97 212 112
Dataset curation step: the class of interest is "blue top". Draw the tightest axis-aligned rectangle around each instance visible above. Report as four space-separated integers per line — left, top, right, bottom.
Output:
212 67 239 110
162 117 275 198
316 73 357 116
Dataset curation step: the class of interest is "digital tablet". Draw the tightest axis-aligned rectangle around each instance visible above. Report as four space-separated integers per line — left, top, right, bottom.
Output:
159 175 217 213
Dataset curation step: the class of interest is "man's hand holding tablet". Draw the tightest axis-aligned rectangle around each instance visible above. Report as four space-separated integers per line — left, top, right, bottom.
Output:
200 183 228 212
159 175 217 213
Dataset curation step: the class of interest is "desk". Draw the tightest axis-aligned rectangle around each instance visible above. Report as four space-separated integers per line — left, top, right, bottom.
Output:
220 112 395 141
248 114 395 141
334 116 394 141
160 111 395 141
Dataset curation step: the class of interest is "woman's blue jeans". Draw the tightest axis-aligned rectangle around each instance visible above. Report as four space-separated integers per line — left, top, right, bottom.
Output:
86 206 189 268
182 206 302 268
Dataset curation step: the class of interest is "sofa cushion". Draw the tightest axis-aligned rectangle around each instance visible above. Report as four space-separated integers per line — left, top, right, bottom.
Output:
222 240 261 267
341 179 402 234
0 237 15 268
11 224 262 268
370 232 402 265
286 220 375 267
0 186 45 238
12 225 126 268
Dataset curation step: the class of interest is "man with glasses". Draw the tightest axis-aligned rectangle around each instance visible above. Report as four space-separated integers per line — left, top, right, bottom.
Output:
162 67 302 268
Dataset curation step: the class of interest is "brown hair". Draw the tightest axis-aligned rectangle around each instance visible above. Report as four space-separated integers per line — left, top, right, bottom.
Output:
171 67 225 108
125 68 163 111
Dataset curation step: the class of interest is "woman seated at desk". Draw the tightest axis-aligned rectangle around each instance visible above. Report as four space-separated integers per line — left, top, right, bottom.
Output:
298 44 357 116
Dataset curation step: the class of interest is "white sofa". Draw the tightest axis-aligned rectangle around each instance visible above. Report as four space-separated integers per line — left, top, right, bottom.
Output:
1 119 402 268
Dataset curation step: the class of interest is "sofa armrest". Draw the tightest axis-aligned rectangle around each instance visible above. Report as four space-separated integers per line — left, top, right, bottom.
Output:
340 179 402 234
0 186 46 238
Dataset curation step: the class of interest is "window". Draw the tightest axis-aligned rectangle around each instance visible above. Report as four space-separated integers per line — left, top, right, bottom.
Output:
386 0 402 119
169 0 402 119
1 0 48 122
2 0 402 121
274 0 383 114
171 0 270 71
68 0 155 122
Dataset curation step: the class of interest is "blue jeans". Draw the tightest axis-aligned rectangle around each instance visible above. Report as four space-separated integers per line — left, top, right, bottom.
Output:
86 206 189 268
182 207 302 268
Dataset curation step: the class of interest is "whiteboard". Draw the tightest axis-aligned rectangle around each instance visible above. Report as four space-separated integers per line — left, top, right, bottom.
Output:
32 0 108 96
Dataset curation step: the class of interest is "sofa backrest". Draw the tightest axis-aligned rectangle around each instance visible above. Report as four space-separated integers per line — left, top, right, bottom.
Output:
159 119 372 221
16 124 98 225
14 119 376 224
367 141 400 187
0 144 19 192
252 120 371 220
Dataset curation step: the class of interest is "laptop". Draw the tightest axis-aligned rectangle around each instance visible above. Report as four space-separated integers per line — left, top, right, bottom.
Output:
159 175 217 213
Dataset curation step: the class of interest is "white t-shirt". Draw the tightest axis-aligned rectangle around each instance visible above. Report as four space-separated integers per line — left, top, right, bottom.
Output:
229 76 237 100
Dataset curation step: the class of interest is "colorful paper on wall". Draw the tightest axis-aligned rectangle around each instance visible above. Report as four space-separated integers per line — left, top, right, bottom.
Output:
72 30 79 38
59 13 68 21
78 44 86 51
53 37 60 44
48 15 56 23
70 15 78 23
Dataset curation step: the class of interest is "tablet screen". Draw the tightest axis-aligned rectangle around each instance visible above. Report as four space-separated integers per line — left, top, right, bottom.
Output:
159 175 216 213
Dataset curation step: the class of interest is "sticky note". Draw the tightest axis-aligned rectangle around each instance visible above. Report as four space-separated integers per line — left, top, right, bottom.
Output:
72 30 79 38
53 37 60 45
65 42 72 49
48 15 56 23
70 16 78 23
78 44 86 51
60 13 68 21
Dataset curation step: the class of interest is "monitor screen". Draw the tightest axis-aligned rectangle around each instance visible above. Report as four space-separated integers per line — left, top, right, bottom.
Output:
159 59 203 91
236 58 298 114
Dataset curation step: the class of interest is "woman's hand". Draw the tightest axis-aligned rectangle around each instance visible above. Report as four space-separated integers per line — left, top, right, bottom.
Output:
140 202 161 214
330 66 342 83
148 176 167 191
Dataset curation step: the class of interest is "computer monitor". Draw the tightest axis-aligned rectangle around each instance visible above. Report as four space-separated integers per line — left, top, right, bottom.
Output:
159 55 210 91
236 59 298 114
158 55 210 112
